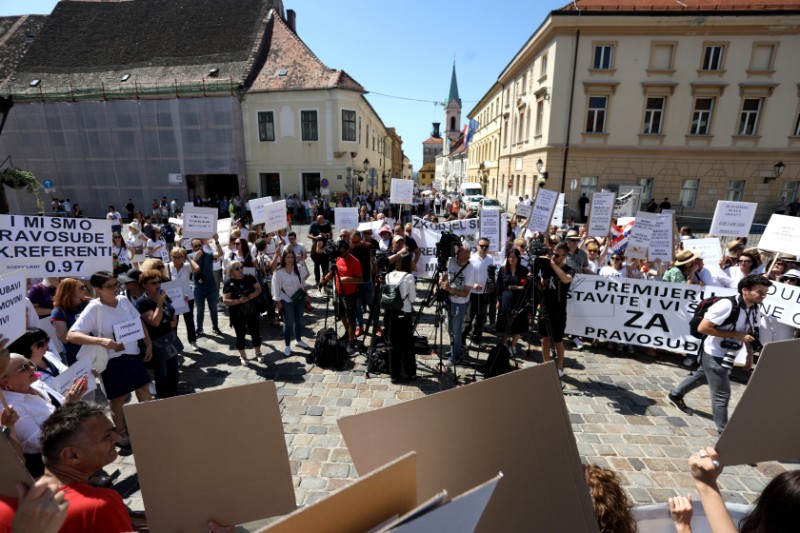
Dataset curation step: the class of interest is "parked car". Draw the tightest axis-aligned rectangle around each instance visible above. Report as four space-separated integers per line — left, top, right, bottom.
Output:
465 195 485 211
479 198 502 211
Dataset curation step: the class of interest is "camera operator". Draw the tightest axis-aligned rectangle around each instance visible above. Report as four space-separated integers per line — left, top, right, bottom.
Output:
535 242 574 377
669 274 771 435
308 215 332 293
394 224 422 272
349 230 376 337
462 237 493 347
439 245 476 369
322 240 363 354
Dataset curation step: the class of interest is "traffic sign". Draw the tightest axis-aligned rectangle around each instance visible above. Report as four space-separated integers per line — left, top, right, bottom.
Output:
42 179 54 188
321 178 329 188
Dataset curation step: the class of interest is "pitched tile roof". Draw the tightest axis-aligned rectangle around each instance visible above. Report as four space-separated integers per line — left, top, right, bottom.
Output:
4 0 280 93
248 10 362 92
423 136 443 144
0 15 47 85
557 0 800 12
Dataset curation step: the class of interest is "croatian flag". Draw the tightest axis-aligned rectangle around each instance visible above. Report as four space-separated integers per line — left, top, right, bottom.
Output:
609 217 635 254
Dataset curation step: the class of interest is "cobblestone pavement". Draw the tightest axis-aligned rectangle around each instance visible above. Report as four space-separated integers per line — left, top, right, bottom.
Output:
110 223 797 520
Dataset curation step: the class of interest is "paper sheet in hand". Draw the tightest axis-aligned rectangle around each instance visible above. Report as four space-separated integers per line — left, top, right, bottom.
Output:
249 196 274 225
53 356 96 398
262 200 288 234
587 192 615 237
335 208 359 232
716 339 800 466
256 453 417 533
0 270 26 345
338 365 598 533
182 206 218 239
0 435 33 497
124 382 295 532
527 189 559 234
164 286 189 315
626 212 659 260
113 318 145 345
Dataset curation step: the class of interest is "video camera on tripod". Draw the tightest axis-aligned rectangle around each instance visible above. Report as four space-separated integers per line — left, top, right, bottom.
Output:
436 230 462 270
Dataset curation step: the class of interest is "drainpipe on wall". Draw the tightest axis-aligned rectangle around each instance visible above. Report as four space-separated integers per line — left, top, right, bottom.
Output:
560 29 580 195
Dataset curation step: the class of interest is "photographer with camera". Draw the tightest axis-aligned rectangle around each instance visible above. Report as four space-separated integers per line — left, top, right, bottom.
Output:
308 215 332 294
440 244 476 370
462 237 494 347
322 240 363 354
669 274 771 435
535 242 574 378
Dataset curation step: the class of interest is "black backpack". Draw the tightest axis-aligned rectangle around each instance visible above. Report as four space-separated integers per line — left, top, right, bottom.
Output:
380 273 408 311
688 295 740 339
310 328 341 369
367 343 390 376
479 343 514 378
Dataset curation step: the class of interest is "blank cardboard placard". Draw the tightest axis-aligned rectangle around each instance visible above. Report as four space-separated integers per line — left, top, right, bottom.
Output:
338 365 599 533
256 452 417 533
0 432 33 497
124 382 295 532
716 339 800 465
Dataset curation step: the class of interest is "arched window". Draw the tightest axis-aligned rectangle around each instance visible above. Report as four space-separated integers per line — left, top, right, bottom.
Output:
450 116 456 131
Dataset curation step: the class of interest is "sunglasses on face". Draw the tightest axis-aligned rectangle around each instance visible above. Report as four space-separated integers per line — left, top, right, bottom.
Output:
34 339 50 349
102 282 120 289
479 244 489 248
552 254 564 259
13 361 36 374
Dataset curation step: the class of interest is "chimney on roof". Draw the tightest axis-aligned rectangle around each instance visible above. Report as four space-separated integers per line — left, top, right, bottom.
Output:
432 122 440 138
286 9 296 33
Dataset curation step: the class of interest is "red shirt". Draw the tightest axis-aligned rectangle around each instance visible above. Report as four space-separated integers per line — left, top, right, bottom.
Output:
335 253 362 296
0 482 133 533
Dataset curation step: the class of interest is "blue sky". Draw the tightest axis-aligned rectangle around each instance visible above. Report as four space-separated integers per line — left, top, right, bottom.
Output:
1 0 567 171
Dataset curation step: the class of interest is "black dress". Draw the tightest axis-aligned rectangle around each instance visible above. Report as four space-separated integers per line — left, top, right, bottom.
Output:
497 264 530 335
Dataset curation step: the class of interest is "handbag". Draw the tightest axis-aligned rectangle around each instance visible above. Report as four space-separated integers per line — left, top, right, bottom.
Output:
290 288 306 303
152 330 184 359
76 303 110 373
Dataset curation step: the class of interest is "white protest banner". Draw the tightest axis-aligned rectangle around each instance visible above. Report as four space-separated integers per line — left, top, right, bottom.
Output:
709 201 757 237
182 206 218 239
649 213 674 263
113 318 146 345
53 356 96 399
625 211 659 260
761 280 800 329
411 216 480 277
587 192 615 237
162 283 189 315
168 217 183 226
0 270 26 344
551 194 565 226
357 219 384 232
390 178 414 205
514 203 532 219
757 214 800 256
262 200 288 234
684 238 723 262
335 208 359 233
479 209 501 251
248 196 273 225
566 274 737 353
527 189 559 234
0 215 112 276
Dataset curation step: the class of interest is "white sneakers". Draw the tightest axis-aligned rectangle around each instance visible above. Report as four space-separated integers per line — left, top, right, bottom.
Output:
294 339 311 350
572 338 584 351
284 345 291 356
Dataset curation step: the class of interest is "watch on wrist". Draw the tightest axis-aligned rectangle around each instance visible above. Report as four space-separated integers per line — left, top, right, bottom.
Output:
0 425 10 439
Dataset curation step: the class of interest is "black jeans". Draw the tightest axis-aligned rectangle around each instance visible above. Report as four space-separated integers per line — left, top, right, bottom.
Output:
231 306 262 351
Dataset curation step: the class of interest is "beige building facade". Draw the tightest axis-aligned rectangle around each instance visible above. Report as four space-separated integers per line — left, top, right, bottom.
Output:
468 1 800 221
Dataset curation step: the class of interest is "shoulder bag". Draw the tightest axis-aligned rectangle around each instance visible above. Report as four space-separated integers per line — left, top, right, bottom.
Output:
76 303 110 373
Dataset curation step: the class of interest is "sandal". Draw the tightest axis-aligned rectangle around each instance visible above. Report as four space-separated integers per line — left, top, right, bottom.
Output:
239 352 249 364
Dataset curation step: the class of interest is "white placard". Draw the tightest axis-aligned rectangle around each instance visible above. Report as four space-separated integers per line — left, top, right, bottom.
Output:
0 215 112 276
335 208 359 232
0 270 26 344
649 213 674 263
262 200 288 234
757 214 800 256
479 208 501 251
390 178 414 205
162 279 192 306
625 211 659 260
248 196 274 225
164 286 189 315
684 237 723 262
551 193 565 226
587 192 616 237
527 189 559 234
168 217 183 226
514 203 532 218
182 206 218 239
357 219 385 232
113 317 146 345
53 356 96 399
159 249 170 264
709 201 758 237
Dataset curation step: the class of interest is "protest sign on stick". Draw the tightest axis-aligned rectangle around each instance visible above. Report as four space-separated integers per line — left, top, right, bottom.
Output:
527 189 559 234
0 270 26 345
262 200 288 234
335 208 359 233
551 193 565 226
684 238 723 262
124 382 295 532
0 215 112 276
587 192 615 238
479 208 501 250
390 178 414 205
757 214 800 256
708 201 757 237
514 203 532 218
649 213 674 263
182 206 218 239
248 196 273 225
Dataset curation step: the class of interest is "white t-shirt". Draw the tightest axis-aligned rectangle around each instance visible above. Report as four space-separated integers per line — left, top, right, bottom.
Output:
447 258 476 305
70 297 142 359
599 265 627 278
702 297 759 357
106 211 122 225
169 262 195 300
468 253 493 294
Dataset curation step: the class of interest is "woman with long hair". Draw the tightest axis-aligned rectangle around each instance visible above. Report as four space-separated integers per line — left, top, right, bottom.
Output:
496 248 530 355
110 232 132 274
66 271 153 447
50 278 90 365
271 249 311 357
384 253 417 383
584 464 637 533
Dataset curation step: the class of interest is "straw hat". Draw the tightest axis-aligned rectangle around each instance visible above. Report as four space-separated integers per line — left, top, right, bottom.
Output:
673 249 699 266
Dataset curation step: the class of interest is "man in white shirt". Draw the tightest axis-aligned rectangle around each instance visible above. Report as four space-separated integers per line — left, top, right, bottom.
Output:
440 245 476 368
462 237 493 346
106 205 123 234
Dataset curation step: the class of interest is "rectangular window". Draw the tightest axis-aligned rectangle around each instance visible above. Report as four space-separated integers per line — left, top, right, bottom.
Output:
643 97 665 134
580 176 598 198
779 181 799 202
585 96 607 133
637 177 654 203
702 45 724 70
738 98 762 136
535 99 544 136
690 98 714 135
257 111 275 142
540 54 548 79
301 110 318 141
342 110 356 141
679 179 699 208
593 45 613 70
726 180 746 202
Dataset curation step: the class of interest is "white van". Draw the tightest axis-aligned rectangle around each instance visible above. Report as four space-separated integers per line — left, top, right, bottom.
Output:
459 182 483 198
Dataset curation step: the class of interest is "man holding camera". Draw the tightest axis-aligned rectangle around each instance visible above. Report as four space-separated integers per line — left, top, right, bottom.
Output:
440 245 476 369
323 240 363 354
669 274 771 435
462 237 494 347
